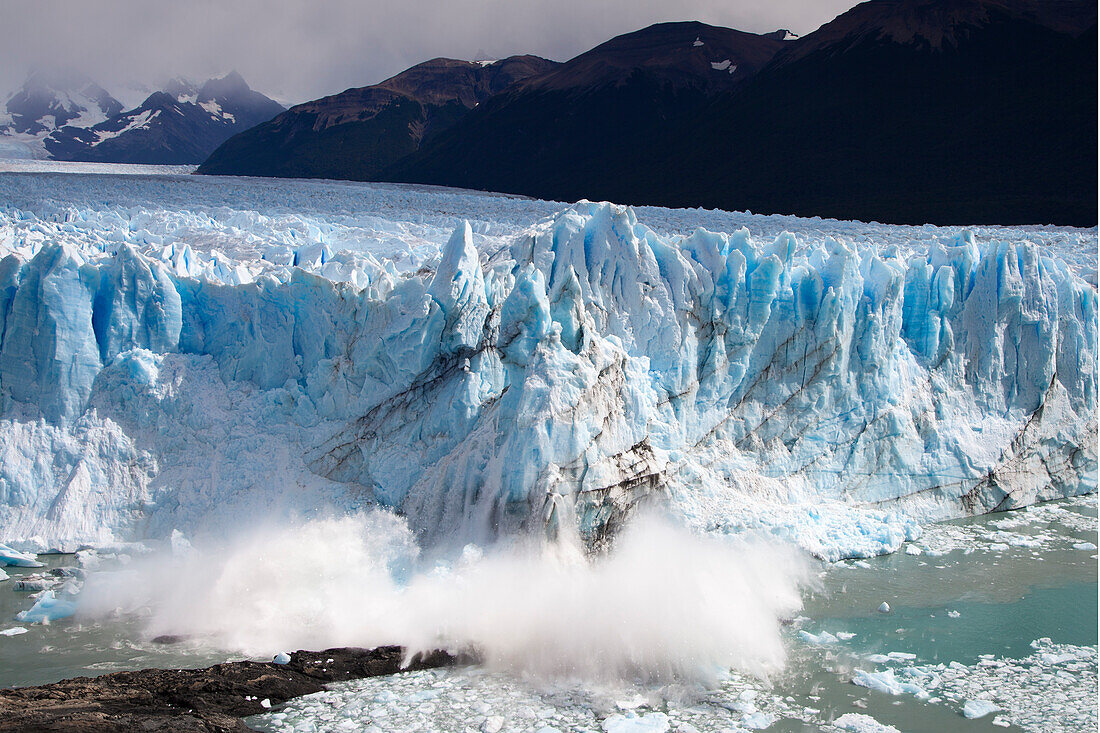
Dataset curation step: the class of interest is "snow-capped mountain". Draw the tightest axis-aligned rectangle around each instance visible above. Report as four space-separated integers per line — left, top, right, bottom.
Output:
0 71 124 159
44 72 285 165
0 70 123 136
197 56 558 180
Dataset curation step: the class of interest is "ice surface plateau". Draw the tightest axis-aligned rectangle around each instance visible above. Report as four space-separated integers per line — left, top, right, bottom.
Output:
0 172 1095 558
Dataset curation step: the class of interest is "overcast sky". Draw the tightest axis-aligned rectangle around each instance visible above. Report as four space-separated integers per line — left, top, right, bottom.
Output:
1 0 860 106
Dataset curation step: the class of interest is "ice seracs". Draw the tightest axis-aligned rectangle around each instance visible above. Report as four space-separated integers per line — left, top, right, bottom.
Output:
0 183 1094 559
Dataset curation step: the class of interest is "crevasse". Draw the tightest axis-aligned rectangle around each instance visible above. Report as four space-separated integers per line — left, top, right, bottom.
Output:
0 202 1094 558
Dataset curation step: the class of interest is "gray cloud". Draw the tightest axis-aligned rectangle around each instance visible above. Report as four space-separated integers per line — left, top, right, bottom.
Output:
0 0 860 106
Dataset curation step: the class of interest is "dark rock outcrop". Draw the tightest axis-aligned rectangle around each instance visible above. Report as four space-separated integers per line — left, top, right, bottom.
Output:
0 646 460 732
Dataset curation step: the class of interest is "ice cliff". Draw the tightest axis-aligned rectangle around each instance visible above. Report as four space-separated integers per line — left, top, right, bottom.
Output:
0 200 1095 558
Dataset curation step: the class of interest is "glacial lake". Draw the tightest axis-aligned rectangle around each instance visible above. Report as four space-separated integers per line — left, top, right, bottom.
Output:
2 494 1096 733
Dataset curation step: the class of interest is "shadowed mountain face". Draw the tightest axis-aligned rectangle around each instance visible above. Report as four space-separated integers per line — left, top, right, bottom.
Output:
387 2 1096 225
44 72 285 165
196 56 559 180
380 22 789 202
641 0 1098 225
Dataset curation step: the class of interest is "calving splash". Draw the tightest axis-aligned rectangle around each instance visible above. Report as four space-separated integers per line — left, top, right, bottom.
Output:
0 182 1095 561
79 510 813 681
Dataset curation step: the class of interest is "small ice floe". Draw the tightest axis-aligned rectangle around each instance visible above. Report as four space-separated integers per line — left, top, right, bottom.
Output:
852 669 930 699
741 711 776 729
0 544 42 568
1072 542 1097 551
833 712 901 732
13 578 52 592
0 627 28 636
15 591 77 624
602 713 670 733
273 652 291 664
947 610 961 618
962 699 999 719
877 602 891 613
799 630 840 645
904 545 923 556
886 652 916 661
836 632 857 640
260 698 272 709
481 715 505 733
0 568 8 582
693 37 704 46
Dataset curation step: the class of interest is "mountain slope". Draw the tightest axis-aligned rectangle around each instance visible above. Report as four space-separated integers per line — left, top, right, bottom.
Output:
384 22 787 201
647 0 1098 225
44 72 285 165
387 1 1096 226
196 56 558 180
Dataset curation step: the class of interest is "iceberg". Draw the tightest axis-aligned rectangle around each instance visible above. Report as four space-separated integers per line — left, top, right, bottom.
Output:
0 184 1094 558
15 590 77 624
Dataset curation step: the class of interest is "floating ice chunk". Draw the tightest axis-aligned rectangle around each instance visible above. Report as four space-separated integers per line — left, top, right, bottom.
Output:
0 544 43 568
991 716 1011 727
947 610 960 618
0 568 7 581
0 627 27 636
260 698 271 709
15 591 76 624
481 716 505 733
852 669 930 699
602 712 670 733
799 630 839 645
833 713 901 732
273 652 291 664
1072 542 1097 551
836 632 857 640
692 37 704 46
886 652 916 661
741 711 776 729
904 545 922 556
962 699 999 719
877 602 891 613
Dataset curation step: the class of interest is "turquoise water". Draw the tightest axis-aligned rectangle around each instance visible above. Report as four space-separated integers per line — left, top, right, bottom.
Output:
2 496 1097 732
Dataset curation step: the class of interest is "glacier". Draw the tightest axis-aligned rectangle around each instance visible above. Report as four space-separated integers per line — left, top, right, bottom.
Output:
0 170 1095 559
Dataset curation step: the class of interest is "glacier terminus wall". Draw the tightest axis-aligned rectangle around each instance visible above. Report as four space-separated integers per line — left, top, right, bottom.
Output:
0 174 1095 560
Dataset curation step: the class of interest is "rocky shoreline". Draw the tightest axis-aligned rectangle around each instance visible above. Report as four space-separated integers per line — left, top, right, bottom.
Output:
0 646 461 732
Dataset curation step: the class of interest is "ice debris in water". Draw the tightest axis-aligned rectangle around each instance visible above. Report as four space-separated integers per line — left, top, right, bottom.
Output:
877 602 891 613
0 544 43 568
0 627 28 636
601 712 670 732
962 699 1000 719
15 591 76 624
273 652 291 665
832 713 901 733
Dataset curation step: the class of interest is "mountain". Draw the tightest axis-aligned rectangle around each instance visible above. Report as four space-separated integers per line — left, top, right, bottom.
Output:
384 0 1095 225
0 71 124 158
641 0 1098 225
196 55 559 180
375 21 787 204
0 70 123 136
43 72 285 165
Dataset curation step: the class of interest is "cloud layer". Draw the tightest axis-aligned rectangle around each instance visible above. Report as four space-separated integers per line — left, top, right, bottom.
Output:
1 0 858 105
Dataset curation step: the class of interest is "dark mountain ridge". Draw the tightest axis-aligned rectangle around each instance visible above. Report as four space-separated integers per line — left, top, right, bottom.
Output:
196 55 558 180
386 0 1097 225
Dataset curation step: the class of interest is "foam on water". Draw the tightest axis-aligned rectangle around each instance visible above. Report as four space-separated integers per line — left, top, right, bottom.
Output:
78 510 813 682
